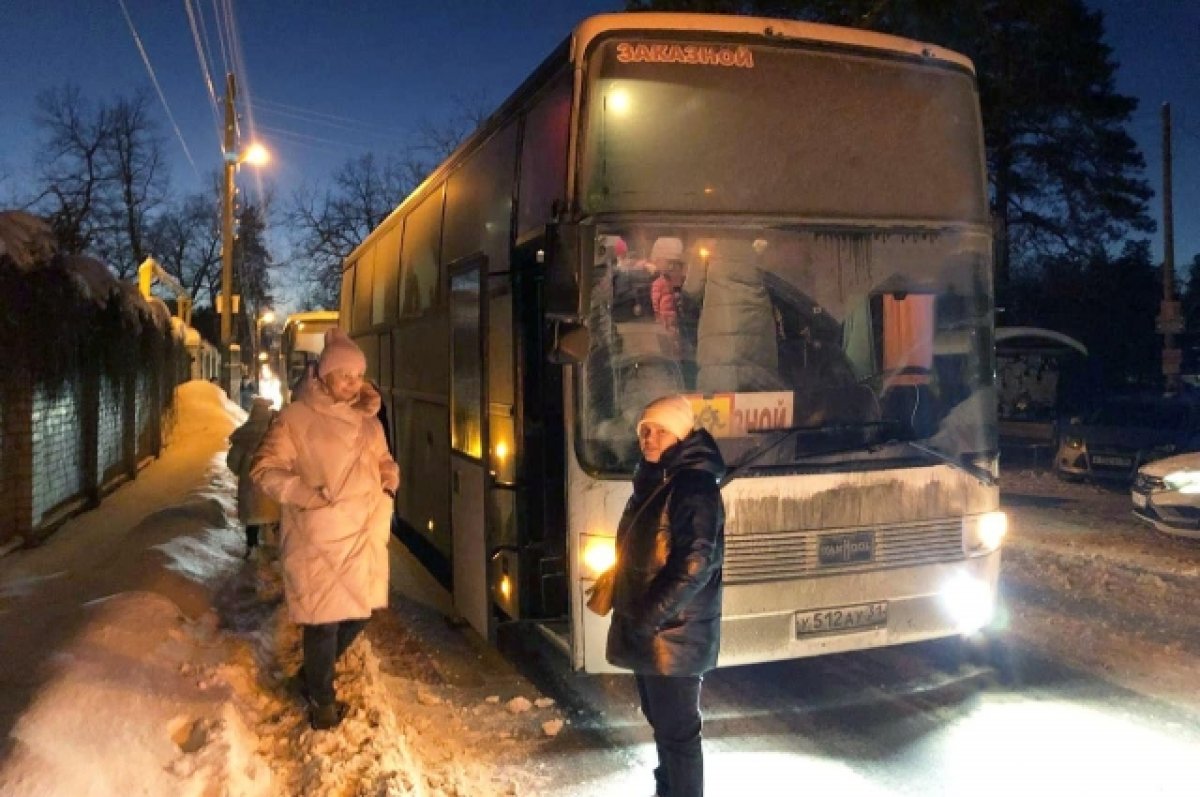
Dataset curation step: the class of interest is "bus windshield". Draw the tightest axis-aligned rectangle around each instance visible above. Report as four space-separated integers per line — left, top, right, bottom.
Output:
579 36 987 222
577 225 996 474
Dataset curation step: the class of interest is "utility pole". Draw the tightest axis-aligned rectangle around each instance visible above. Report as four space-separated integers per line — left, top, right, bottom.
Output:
1158 102 1182 392
221 73 240 400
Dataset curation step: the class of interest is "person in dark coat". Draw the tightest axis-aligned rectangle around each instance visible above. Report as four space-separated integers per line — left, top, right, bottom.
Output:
226 397 280 557
606 394 726 797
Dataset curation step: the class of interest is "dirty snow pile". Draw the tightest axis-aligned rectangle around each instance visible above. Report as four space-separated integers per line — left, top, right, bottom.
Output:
0 381 567 796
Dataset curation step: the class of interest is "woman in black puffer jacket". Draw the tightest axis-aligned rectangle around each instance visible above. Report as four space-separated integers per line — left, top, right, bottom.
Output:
607 395 726 797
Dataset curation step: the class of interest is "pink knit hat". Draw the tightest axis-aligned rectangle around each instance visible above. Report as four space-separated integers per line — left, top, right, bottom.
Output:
318 328 367 377
637 395 695 441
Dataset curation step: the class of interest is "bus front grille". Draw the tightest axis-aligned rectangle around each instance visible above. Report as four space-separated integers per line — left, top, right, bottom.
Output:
723 519 964 584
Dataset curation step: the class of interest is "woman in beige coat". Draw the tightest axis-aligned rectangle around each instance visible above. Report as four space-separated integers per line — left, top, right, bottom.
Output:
251 329 399 730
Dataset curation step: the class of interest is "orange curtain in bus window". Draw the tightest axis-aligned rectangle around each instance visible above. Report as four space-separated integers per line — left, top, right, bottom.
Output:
881 294 934 386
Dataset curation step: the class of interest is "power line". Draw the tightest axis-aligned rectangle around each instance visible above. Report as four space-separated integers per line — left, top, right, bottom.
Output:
260 131 374 161
209 0 230 76
183 0 221 147
248 96 411 137
115 0 199 176
218 0 267 202
255 123 379 153
192 0 221 87
243 101 409 141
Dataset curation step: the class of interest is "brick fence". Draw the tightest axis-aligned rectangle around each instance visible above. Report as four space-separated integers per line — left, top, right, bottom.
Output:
0 252 188 548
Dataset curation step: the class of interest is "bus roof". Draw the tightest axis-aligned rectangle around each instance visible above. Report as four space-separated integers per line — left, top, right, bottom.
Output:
345 12 974 266
572 13 975 74
283 310 339 330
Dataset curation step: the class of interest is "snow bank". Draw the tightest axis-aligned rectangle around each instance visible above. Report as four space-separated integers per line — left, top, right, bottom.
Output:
0 377 565 796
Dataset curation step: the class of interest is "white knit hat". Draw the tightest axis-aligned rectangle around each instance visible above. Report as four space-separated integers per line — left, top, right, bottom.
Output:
318 328 367 377
649 236 684 262
637 395 695 441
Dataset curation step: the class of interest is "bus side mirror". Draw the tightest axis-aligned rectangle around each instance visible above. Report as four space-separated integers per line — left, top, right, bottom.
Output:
548 320 591 365
542 221 593 322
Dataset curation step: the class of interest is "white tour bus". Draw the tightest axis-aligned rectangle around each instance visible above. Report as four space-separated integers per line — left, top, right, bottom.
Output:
341 12 1005 672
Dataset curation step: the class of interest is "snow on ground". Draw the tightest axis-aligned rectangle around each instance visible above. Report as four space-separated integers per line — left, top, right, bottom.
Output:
0 381 566 796
3 383 1199 795
998 463 1200 717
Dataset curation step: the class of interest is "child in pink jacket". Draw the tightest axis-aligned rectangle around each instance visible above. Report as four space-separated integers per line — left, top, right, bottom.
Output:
251 329 399 730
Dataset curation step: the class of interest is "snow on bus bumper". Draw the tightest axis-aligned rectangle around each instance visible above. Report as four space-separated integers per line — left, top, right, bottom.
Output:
714 552 1001 667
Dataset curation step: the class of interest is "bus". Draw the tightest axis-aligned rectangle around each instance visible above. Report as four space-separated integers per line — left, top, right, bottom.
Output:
342 12 1004 672
279 310 339 404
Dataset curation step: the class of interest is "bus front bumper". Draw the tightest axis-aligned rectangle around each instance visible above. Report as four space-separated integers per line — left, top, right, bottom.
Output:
715 552 1001 667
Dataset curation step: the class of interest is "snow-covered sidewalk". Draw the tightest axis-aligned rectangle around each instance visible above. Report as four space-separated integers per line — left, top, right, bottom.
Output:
0 382 568 797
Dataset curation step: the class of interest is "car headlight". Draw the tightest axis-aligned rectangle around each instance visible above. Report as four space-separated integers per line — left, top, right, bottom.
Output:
962 511 1007 555
1163 470 1200 494
581 534 616 578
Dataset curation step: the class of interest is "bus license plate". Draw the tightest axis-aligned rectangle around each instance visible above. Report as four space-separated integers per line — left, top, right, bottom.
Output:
795 602 888 637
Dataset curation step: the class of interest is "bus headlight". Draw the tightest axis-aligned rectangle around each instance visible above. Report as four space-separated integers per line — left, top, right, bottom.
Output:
962 511 1007 555
940 572 995 633
581 534 616 579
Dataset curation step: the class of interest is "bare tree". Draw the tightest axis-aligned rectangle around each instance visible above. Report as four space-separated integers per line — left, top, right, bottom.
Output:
412 90 493 162
146 188 221 304
287 95 492 308
96 91 170 276
32 85 111 255
31 86 170 276
289 153 417 307
235 203 275 311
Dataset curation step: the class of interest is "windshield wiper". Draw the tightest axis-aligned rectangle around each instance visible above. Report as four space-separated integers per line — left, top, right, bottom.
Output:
721 422 997 488
892 439 996 487
720 421 897 487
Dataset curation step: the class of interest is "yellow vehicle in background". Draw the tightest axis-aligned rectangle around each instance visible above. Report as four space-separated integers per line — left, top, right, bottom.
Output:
279 310 339 404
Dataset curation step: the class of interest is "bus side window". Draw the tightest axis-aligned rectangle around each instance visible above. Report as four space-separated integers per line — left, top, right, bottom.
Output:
341 262 356 330
445 123 517 273
377 222 402 324
517 69 571 237
353 247 375 332
400 187 445 318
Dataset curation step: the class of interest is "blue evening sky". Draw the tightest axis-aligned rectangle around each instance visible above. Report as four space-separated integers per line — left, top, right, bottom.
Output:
0 1 1196 267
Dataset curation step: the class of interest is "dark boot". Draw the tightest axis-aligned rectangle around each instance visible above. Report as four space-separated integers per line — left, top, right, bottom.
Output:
244 524 260 558
309 700 345 730
285 667 309 702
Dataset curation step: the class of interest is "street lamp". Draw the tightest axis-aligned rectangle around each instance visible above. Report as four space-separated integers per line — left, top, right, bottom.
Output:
219 72 269 399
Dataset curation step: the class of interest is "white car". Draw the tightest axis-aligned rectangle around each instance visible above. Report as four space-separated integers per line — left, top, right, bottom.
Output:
1131 451 1200 540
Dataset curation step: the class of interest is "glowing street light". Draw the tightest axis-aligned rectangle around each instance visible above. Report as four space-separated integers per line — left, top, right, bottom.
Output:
242 142 270 167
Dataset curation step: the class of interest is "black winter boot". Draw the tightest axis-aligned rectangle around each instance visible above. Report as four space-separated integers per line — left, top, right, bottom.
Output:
309 700 345 731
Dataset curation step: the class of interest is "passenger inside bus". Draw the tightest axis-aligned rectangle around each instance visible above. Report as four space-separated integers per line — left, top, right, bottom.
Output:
682 237 785 394
581 228 992 471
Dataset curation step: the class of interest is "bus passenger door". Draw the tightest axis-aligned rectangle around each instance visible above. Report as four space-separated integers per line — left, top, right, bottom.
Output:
449 260 490 638
511 237 570 637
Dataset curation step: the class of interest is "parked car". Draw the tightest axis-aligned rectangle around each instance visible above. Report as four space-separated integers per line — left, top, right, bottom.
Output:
1131 451 1200 539
1054 393 1200 482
